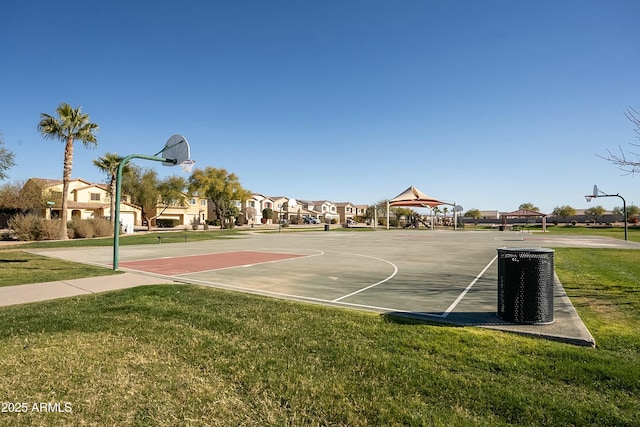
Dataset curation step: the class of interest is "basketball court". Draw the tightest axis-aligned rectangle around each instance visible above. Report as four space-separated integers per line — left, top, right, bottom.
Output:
29 229 638 346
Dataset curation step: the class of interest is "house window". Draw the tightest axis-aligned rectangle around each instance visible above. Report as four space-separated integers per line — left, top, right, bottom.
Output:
190 198 197 205
90 193 101 201
249 201 255 208
201 200 206 206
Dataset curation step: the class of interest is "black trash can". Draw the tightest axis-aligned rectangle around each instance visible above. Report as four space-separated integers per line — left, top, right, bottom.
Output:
324 224 330 231
497 248 555 325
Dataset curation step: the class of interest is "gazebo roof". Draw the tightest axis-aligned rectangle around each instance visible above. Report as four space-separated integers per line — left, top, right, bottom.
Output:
389 186 450 208
501 209 547 217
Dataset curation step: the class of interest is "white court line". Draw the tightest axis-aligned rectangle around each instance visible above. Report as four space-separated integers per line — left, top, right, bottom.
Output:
331 254 399 303
171 276 421 315
441 254 498 318
118 249 319 264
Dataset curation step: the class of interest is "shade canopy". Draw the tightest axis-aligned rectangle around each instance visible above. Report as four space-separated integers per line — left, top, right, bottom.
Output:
500 209 548 232
389 186 451 208
501 209 547 217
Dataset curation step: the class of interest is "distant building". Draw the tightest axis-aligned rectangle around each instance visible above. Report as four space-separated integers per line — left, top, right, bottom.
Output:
26 178 142 229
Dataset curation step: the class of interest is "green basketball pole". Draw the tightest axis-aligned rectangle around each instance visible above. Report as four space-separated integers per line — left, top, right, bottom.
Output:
112 153 176 271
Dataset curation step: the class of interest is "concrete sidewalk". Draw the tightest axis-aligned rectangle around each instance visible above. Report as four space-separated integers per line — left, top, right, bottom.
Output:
0 273 179 307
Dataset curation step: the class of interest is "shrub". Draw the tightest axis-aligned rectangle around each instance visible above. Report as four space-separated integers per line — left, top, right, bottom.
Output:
157 219 179 228
8 216 110 241
262 208 273 220
42 219 63 240
88 218 112 237
66 218 112 239
8 214 43 241
68 218 94 239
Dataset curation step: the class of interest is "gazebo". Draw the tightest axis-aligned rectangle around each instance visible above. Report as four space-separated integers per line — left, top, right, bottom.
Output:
500 209 548 232
386 186 454 229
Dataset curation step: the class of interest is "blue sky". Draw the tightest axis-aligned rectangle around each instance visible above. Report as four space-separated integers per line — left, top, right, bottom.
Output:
1 1 639 214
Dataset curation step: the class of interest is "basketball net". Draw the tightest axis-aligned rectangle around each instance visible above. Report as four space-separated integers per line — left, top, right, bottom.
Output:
180 159 196 173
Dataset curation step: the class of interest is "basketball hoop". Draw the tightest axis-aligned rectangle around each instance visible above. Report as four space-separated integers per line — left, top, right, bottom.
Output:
180 159 196 173
585 196 593 202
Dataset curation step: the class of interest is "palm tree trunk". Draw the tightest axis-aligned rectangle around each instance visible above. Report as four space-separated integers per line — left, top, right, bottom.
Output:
109 175 116 224
59 137 74 239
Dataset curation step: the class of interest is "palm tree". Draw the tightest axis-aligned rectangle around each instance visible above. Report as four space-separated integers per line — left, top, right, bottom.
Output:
93 152 128 223
432 206 441 227
38 103 98 239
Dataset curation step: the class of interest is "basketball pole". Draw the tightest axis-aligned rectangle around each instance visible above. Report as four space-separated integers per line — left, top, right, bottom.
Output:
112 153 176 271
586 186 628 241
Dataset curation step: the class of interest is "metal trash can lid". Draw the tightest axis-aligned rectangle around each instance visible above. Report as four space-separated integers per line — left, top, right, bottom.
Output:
498 247 554 253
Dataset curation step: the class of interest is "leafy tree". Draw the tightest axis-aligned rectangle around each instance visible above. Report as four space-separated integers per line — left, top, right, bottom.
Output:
38 103 98 239
464 208 481 226
390 207 415 227
364 205 375 222
613 204 640 222
0 179 50 213
585 205 605 223
518 202 540 225
0 133 16 181
262 207 273 220
188 167 250 228
245 206 257 224
552 205 576 224
373 200 389 226
157 176 188 210
93 152 129 223
601 106 640 174
122 165 188 230
390 207 414 218
122 166 159 230
519 202 539 212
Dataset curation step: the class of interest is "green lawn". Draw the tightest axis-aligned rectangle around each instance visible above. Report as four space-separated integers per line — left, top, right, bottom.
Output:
1 228 242 249
0 251 120 287
0 246 638 426
544 224 640 243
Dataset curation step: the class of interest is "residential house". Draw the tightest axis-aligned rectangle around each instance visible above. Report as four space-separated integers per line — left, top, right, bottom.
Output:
335 202 357 223
154 193 208 226
268 196 289 223
243 194 275 225
355 204 369 218
298 200 339 223
27 178 142 230
282 198 314 223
